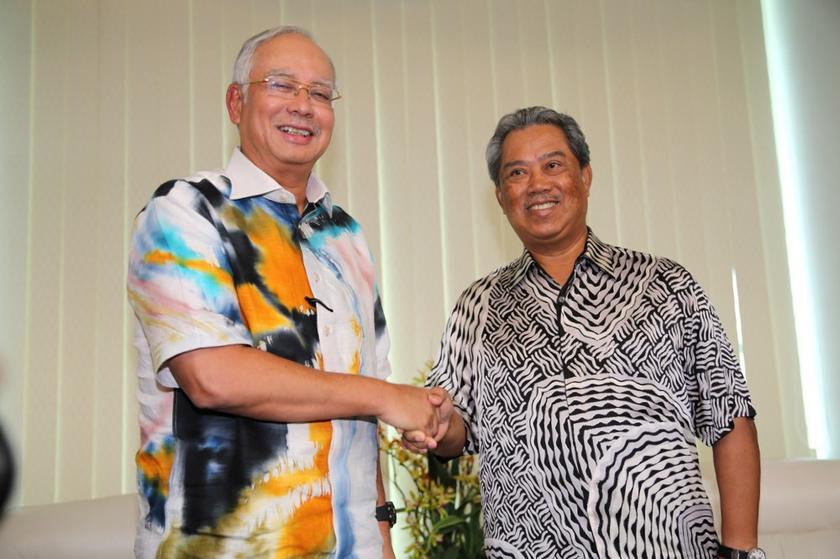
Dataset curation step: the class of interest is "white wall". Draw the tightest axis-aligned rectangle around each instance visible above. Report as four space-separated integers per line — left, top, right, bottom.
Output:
0 0 813 508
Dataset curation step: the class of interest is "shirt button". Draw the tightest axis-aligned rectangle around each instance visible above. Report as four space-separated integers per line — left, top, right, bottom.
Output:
314 273 321 283
324 325 332 336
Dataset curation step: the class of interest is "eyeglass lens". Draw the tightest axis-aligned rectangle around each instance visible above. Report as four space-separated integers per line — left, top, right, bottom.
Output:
264 76 336 104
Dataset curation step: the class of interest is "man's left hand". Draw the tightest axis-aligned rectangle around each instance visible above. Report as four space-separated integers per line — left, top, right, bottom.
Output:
401 387 453 452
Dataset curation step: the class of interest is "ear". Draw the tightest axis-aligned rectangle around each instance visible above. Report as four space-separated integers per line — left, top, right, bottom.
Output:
581 165 593 197
226 83 244 126
495 185 506 214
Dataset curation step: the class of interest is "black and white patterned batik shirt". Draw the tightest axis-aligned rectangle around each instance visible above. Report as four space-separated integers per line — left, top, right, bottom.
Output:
428 230 756 559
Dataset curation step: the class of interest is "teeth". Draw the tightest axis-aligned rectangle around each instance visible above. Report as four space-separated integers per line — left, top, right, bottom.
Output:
529 201 557 210
279 126 312 137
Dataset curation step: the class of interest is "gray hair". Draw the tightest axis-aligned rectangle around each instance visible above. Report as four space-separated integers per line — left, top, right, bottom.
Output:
231 26 336 98
486 106 591 187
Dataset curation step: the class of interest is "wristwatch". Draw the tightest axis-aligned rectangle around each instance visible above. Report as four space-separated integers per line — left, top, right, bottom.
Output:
718 544 767 559
375 501 397 527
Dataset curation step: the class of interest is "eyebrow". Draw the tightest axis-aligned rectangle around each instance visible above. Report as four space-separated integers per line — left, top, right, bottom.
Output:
264 69 335 88
501 150 568 171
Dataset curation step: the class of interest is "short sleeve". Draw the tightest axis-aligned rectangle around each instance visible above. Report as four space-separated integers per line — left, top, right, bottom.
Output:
426 279 492 455
127 182 252 385
686 280 756 446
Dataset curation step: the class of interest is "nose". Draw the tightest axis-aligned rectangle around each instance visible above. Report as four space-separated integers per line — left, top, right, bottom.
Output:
527 168 551 192
286 86 315 116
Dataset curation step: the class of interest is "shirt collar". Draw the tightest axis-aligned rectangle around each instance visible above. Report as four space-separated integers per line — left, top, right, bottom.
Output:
511 228 617 286
585 230 616 276
224 147 333 215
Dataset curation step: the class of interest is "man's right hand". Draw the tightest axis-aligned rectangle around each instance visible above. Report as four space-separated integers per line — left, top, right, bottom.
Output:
376 384 442 439
167 345 459 444
400 387 456 453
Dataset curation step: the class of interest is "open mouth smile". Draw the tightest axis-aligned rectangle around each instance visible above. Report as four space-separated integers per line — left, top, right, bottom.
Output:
277 125 313 137
527 200 559 211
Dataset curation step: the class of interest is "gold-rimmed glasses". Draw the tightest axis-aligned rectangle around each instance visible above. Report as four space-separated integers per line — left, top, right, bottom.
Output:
243 75 341 106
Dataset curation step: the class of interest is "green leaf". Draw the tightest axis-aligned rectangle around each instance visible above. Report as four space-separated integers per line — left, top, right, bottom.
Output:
432 515 466 534
384 361 486 557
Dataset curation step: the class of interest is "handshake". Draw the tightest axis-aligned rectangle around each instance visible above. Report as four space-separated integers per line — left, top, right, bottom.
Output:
378 384 458 456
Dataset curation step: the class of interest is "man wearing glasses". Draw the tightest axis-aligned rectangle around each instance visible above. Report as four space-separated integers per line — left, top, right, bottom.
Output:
127 27 441 558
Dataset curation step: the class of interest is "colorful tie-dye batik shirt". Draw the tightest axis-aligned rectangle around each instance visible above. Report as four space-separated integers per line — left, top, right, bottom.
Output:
127 148 391 558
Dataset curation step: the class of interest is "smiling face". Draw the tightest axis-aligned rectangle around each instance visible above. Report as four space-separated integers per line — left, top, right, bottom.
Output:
495 124 592 255
226 33 335 187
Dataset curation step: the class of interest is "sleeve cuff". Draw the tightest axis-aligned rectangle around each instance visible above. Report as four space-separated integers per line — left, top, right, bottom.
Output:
697 394 756 446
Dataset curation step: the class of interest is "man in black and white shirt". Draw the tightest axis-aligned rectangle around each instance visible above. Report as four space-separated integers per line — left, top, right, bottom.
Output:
405 107 763 559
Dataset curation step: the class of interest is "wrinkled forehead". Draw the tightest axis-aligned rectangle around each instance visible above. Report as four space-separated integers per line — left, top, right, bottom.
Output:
251 33 336 84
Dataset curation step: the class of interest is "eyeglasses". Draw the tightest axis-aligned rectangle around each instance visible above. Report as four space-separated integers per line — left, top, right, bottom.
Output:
243 75 341 106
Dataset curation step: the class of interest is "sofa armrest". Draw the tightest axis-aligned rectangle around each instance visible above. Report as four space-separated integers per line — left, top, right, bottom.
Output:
0 493 137 559
704 459 840 558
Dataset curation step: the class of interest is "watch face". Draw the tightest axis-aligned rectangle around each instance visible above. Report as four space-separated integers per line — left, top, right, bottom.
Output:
747 548 766 559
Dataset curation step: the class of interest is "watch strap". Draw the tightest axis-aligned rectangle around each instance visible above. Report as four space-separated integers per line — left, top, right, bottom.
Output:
718 544 766 559
718 545 749 559
375 501 397 527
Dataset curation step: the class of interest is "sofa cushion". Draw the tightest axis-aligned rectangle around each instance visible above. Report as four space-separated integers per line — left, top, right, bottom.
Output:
704 459 840 557
0 493 136 559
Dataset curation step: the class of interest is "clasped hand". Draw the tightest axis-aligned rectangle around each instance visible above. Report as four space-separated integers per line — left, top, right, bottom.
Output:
377 384 454 452
398 387 453 454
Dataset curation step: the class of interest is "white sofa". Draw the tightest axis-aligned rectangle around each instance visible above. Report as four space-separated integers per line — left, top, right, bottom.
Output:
704 458 840 557
0 459 838 558
0 492 137 558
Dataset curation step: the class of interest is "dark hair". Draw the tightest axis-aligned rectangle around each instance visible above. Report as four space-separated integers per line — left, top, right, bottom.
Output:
485 106 590 187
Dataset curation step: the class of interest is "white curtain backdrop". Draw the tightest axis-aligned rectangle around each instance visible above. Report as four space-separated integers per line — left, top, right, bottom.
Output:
762 0 840 459
0 0 809 508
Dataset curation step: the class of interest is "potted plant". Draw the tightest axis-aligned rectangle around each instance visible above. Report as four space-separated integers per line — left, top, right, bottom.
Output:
379 367 485 559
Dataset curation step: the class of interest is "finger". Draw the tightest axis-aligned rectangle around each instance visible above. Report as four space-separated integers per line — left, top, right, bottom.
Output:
403 430 428 443
426 412 439 437
436 402 452 423
433 423 448 442
414 431 429 443
429 387 450 402
404 432 437 451
400 439 428 453
427 391 444 405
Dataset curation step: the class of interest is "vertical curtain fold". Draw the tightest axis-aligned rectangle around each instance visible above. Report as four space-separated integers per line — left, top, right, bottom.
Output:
0 0 808 507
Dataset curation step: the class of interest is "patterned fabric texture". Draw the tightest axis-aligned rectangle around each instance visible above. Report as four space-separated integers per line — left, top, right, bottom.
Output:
127 150 389 558
428 231 755 559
